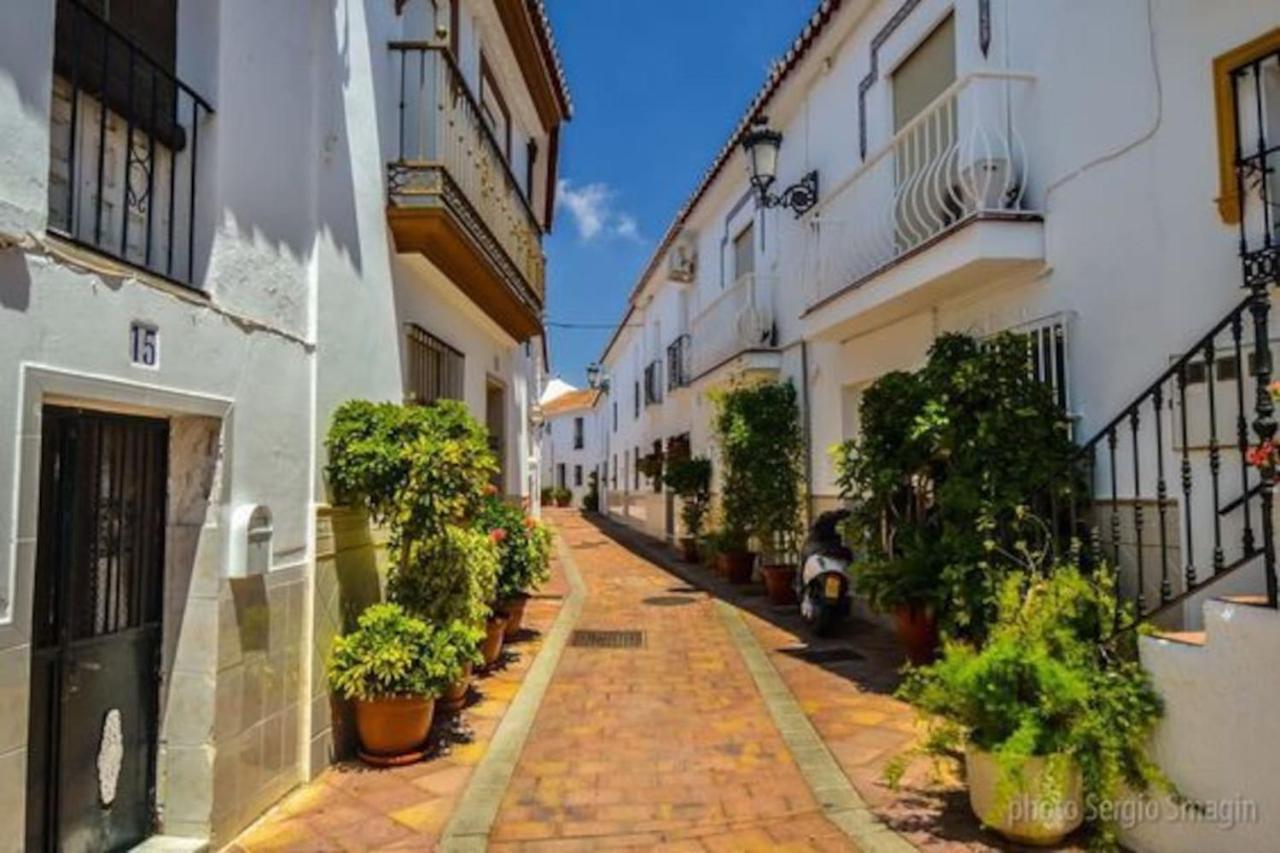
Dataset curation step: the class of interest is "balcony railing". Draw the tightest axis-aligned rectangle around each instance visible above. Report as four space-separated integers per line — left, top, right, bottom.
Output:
667 333 692 391
49 0 213 287
690 273 776 377
388 42 545 304
1232 47 1280 289
808 71 1036 306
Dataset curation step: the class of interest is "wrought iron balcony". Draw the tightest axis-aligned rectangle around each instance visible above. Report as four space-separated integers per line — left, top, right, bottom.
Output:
808 71 1037 308
1232 47 1280 289
388 43 546 341
690 273 777 378
48 0 213 288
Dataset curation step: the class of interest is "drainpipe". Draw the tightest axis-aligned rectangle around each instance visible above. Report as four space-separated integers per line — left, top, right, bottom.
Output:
800 340 814 528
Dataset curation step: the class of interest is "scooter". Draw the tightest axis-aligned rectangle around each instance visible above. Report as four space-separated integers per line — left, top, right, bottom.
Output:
796 509 853 637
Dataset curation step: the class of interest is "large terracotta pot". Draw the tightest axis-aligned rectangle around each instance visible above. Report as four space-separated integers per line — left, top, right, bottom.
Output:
761 564 798 605
354 695 434 765
717 550 756 584
679 537 700 563
440 662 473 713
500 595 529 639
481 614 508 667
894 603 940 665
965 744 1083 846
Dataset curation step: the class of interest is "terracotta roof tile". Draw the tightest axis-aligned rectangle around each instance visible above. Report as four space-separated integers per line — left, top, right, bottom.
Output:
542 388 598 415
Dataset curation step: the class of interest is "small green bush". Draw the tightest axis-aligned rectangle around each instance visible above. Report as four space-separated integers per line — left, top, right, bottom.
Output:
389 524 500 626
890 567 1169 849
663 456 712 538
327 603 471 701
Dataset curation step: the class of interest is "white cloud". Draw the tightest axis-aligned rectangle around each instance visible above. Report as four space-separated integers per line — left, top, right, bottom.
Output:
556 179 642 243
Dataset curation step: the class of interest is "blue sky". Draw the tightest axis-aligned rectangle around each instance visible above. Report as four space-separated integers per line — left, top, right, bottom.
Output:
542 0 818 388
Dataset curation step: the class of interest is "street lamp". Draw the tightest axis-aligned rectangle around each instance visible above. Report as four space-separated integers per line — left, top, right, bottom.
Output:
741 115 818 218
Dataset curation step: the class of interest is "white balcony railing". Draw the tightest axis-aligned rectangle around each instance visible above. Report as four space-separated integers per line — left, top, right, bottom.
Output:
808 71 1037 306
690 273 776 377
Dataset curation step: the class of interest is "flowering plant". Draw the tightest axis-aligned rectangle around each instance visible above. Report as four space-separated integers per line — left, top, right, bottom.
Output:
1244 382 1280 476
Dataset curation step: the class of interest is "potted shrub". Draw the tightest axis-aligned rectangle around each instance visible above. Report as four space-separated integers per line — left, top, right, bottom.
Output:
328 603 463 765
437 619 485 712
713 381 806 591
553 486 572 507
663 456 711 562
888 567 1170 849
834 335 1079 647
540 485 554 506
476 495 553 638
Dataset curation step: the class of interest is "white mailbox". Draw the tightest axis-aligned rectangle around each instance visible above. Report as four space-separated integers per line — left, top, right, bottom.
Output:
228 504 273 578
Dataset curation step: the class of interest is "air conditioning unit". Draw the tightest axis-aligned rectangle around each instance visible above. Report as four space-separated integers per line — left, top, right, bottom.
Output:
667 241 697 283
953 157 1018 212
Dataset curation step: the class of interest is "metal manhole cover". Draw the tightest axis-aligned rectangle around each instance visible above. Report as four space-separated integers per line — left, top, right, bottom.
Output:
781 646 863 664
570 629 645 649
642 595 697 607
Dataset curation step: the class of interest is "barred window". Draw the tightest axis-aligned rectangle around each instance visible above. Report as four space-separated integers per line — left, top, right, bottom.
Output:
405 324 464 405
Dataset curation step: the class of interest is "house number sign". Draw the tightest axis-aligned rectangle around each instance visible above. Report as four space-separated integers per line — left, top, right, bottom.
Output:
130 322 159 368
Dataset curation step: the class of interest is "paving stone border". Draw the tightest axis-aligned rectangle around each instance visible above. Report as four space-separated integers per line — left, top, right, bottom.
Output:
715 601 917 853
438 533 588 851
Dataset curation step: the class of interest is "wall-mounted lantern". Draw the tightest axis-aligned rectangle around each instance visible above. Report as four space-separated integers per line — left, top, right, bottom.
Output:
227 504 273 578
741 115 819 218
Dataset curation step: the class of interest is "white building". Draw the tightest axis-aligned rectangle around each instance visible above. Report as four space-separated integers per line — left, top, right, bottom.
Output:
0 0 567 848
539 385 600 507
591 2 1280 848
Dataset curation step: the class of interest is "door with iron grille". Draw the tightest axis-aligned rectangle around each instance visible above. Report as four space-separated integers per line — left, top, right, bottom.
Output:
26 407 168 852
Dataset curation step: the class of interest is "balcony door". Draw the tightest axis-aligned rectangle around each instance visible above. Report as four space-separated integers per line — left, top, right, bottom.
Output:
891 14 956 251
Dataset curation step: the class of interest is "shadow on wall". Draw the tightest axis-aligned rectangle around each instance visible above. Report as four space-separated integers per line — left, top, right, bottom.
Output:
0 249 32 311
314 506 390 760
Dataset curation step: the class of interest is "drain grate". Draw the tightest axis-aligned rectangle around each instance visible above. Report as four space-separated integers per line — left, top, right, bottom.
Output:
570 629 644 649
642 595 697 607
781 645 863 664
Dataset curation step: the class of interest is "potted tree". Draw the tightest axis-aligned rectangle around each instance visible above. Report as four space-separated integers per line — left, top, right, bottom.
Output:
328 603 464 765
889 567 1170 849
663 456 711 562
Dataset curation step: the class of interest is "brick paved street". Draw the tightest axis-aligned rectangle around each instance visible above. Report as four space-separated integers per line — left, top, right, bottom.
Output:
487 512 858 851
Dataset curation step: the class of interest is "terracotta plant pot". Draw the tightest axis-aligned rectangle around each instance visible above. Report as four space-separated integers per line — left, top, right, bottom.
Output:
440 662 473 713
894 603 940 665
718 550 756 584
500 594 529 639
761 564 798 605
679 537 700 563
481 614 508 667
353 695 434 766
965 744 1083 846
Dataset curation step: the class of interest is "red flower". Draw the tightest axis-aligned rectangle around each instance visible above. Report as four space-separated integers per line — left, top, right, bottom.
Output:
490 528 507 544
1247 440 1277 470
523 516 537 529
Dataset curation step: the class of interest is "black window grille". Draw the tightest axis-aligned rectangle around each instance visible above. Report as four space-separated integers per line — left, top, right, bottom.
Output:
50 0 213 287
406 324 465 405
573 416 584 449
667 334 691 390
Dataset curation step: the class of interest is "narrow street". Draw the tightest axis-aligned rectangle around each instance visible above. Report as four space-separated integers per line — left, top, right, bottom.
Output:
485 511 860 850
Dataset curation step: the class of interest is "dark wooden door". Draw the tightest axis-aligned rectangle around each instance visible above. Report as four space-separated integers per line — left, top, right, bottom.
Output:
26 407 169 852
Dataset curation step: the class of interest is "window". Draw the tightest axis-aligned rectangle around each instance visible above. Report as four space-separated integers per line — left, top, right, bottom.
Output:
633 448 641 490
1213 29 1280 224
611 454 617 488
651 440 663 494
633 381 640 418
526 139 538 200
556 463 566 489
988 315 1073 420
406 324 464 404
479 55 511 161
644 361 663 406
573 416 584 450
667 334 691 390
574 465 583 487
891 14 956 132
732 222 754 282
612 401 618 432
49 0 210 285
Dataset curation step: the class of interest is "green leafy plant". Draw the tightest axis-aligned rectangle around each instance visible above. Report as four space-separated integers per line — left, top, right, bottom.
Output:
663 456 712 538
553 486 572 506
475 496 554 602
889 567 1170 849
834 333 1079 637
389 524 500 626
327 603 472 701
712 381 806 561
540 486 554 505
583 470 600 512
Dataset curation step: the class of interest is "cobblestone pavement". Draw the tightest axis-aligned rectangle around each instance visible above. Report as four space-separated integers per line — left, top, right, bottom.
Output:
227 556 570 852
486 511 859 851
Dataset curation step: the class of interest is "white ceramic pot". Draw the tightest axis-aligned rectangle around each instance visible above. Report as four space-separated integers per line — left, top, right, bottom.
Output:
965 743 1084 846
